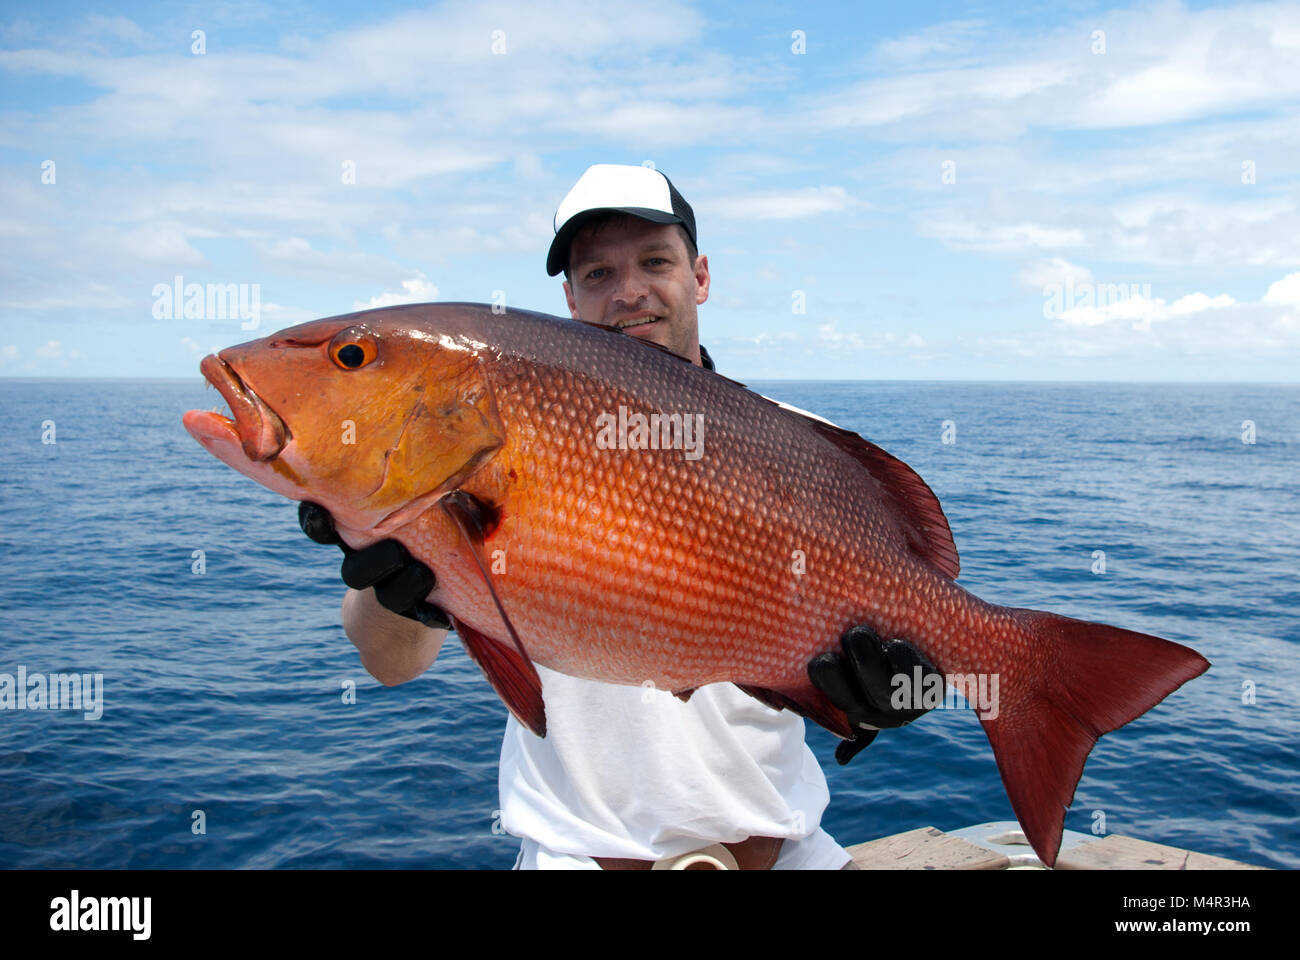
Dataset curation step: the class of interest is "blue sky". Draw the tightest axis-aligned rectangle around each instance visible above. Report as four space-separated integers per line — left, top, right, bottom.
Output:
2 0 1298 379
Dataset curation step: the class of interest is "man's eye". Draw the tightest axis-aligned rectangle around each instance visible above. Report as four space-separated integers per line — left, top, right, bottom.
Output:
586 268 606 281
646 258 667 267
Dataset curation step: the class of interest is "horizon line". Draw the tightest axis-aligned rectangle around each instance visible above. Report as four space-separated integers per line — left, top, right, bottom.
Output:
2 376 1297 386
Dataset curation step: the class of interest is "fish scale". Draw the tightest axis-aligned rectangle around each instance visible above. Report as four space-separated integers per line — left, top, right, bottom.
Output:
424 325 1025 692
182 301 1210 866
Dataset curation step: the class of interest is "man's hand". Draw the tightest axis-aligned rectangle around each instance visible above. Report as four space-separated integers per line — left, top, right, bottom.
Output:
298 502 451 630
808 625 941 765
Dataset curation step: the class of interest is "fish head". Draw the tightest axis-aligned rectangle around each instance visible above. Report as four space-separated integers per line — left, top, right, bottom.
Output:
182 309 505 536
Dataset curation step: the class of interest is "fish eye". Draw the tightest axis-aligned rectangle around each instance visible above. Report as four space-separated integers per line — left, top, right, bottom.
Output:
328 329 378 370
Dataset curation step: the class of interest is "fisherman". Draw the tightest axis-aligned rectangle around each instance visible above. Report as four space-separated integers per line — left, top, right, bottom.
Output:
298 163 942 870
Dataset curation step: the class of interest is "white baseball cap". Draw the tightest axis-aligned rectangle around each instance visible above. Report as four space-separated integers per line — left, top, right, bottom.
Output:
547 163 697 277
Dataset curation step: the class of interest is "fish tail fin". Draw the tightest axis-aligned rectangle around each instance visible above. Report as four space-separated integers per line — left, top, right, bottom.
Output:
980 610 1209 867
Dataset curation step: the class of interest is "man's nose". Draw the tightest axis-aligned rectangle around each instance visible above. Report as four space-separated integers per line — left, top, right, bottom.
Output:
611 267 649 306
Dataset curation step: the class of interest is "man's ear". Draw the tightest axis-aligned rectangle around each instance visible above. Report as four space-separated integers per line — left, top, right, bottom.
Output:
563 280 580 319
694 254 710 306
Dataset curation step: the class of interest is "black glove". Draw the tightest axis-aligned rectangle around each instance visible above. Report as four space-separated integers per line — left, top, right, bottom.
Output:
808 625 941 765
298 501 451 630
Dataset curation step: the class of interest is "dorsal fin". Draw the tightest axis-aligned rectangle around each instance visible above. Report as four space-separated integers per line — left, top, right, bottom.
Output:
809 418 959 579
759 399 959 580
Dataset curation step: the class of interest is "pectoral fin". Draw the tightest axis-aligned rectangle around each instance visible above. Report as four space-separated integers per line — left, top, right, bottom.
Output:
451 615 547 738
440 490 546 737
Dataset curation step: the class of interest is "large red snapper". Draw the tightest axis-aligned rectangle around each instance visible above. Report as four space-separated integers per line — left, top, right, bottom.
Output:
182 302 1210 867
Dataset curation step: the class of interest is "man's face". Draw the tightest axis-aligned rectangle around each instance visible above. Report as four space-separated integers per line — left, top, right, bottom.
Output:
563 217 709 366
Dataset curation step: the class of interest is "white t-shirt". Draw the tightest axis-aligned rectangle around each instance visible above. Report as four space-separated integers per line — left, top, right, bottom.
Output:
498 663 852 869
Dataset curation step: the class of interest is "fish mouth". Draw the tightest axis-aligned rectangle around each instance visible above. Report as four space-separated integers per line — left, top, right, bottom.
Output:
194 354 288 462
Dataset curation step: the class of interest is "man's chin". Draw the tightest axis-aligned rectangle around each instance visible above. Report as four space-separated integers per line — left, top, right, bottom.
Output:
625 324 672 350
628 327 697 364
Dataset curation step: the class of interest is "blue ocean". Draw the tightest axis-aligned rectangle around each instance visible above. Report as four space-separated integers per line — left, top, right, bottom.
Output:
1 378 1296 869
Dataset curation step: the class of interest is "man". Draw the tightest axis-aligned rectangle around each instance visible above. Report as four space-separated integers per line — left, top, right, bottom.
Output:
299 164 940 869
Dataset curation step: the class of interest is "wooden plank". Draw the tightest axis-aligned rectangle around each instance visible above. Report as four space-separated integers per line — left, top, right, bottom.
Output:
845 826 1010 870
1053 834 1266 870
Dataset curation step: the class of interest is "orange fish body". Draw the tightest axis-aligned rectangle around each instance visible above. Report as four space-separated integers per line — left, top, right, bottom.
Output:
183 303 1210 867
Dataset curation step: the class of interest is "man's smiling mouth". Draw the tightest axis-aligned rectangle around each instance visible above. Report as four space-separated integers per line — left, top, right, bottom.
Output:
617 316 661 329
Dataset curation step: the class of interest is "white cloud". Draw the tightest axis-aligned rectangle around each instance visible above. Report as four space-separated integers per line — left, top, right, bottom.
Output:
1059 289 1237 329
4 0 1300 380
514 152 544 179
254 237 415 285
922 219 1087 252
353 276 438 310
1069 14 1300 130
817 323 927 352
1263 271 1300 306
873 20 987 62
35 340 63 359
1169 292 1237 315
118 224 206 265
1060 292 1162 328
1046 271 1293 350
259 303 318 324
707 186 856 221
82 15 149 47
811 2 1300 138
0 289 134 310
910 191 1300 267
943 267 1299 370
728 331 803 346
385 212 555 259
1018 257 1095 291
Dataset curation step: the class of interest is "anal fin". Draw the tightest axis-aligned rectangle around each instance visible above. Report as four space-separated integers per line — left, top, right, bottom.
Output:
734 683 853 739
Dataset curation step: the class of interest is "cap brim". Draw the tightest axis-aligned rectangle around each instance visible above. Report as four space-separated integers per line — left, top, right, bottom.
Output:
547 207 684 277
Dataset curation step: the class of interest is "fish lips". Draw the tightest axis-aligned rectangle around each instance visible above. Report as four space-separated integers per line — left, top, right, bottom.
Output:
198 353 288 462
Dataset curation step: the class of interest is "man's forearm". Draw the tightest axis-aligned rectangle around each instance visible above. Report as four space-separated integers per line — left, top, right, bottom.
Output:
342 587 447 686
